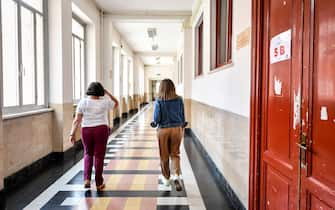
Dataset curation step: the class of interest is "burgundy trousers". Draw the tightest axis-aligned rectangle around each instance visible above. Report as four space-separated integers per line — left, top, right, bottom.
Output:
81 125 109 186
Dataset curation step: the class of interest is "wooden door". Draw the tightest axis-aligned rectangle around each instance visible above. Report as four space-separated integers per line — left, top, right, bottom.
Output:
259 0 303 209
300 0 335 209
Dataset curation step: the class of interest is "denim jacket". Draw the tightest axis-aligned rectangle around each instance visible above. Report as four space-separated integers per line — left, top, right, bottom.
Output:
153 96 185 128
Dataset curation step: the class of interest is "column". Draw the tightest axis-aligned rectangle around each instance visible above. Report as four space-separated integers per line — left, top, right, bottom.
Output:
182 24 193 126
48 0 74 152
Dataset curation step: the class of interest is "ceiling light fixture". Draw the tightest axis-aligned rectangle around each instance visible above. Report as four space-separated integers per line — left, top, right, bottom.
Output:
147 28 157 38
152 44 158 51
147 28 158 51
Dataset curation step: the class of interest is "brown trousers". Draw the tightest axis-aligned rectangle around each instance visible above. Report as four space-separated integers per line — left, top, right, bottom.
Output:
157 126 184 179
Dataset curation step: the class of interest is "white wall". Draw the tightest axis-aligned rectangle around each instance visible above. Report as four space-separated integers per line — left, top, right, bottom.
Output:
186 0 252 207
191 0 251 117
48 0 72 104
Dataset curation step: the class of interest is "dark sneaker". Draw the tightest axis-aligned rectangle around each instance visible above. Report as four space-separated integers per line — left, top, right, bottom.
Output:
174 180 182 191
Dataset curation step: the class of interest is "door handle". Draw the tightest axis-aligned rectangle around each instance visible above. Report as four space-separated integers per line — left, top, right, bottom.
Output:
296 143 307 151
298 133 308 169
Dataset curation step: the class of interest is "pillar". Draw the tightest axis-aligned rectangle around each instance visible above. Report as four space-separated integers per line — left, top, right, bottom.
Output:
48 0 74 152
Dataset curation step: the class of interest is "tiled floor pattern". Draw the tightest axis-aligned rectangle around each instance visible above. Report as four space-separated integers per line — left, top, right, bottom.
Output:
24 106 205 210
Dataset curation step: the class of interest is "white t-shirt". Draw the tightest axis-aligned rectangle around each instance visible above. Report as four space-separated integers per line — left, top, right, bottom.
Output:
76 98 115 128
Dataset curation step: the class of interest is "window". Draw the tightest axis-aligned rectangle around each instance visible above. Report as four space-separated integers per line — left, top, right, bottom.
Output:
122 56 128 97
180 55 183 83
1 0 46 113
112 47 120 97
177 55 183 84
72 17 85 102
215 0 232 68
195 17 204 76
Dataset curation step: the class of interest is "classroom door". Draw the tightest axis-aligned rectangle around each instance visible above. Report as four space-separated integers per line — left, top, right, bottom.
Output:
259 0 303 209
300 0 335 209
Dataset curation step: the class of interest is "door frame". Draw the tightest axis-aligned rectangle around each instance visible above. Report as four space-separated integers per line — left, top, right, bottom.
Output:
248 0 264 209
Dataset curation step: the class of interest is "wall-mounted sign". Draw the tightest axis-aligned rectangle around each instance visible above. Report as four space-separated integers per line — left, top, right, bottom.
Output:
236 27 251 50
270 29 291 64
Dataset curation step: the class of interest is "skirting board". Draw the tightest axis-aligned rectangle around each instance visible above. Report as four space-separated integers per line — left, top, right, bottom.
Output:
4 141 83 192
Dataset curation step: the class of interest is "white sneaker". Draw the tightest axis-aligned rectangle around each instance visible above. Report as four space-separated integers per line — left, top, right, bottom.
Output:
172 174 182 181
162 177 171 186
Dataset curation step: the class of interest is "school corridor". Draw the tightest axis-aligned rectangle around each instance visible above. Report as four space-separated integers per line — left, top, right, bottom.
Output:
1 0 335 209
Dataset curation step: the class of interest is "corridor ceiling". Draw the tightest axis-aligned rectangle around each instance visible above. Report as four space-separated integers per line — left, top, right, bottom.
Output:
95 0 194 12
95 0 194 66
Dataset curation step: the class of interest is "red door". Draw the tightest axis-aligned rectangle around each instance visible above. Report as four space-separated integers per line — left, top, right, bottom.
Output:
259 0 303 209
300 0 335 209
257 0 335 209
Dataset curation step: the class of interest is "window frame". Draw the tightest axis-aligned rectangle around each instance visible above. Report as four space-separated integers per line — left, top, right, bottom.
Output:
195 16 204 77
1 0 48 115
215 0 233 69
71 14 86 103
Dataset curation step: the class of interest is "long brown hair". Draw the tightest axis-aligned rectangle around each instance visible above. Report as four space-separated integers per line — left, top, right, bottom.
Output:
158 79 177 100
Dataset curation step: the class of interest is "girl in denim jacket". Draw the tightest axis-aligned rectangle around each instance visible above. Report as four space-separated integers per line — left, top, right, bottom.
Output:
152 79 186 191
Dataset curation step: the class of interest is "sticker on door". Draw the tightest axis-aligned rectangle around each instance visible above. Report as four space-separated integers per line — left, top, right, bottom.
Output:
270 29 292 64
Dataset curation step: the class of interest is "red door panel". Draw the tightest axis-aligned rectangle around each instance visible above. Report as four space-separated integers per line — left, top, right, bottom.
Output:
266 0 292 163
265 166 290 210
301 0 335 209
260 0 301 209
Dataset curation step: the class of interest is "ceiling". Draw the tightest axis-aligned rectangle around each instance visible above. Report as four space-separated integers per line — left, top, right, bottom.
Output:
95 0 194 12
141 56 175 66
113 21 183 54
95 0 194 66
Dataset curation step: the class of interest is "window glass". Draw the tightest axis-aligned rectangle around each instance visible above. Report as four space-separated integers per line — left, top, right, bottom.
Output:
218 0 228 64
74 38 81 100
21 6 36 105
2 0 19 107
36 14 45 105
113 47 120 97
196 20 204 76
215 0 232 67
72 17 85 102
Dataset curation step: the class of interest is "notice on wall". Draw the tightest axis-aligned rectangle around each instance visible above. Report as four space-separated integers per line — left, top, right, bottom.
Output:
236 27 251 50
270 29 292 64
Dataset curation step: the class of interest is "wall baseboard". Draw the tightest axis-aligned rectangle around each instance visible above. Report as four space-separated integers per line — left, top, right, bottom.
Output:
122 113 128 118
4 141 83 192
113 117 121 125
185 128 246 210
0 189 5 208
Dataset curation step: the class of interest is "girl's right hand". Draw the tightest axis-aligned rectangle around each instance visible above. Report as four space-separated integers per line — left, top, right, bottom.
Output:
69 135 76 145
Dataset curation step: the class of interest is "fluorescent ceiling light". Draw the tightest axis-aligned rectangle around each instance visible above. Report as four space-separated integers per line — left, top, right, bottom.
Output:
147 28 157 38
152 44 158 51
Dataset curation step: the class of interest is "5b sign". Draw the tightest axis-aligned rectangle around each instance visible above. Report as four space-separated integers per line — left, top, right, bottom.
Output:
270 29 291 64
274 45 286 57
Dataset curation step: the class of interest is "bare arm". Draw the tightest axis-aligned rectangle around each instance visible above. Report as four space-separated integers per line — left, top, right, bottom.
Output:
69 113 83 144
105 89 119 108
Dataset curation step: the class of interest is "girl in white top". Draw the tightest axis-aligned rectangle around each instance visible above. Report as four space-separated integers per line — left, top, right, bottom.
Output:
69 82 118 191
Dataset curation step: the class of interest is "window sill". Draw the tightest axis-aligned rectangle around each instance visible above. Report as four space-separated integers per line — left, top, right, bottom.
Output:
210 62 234 74
3 108 54 120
